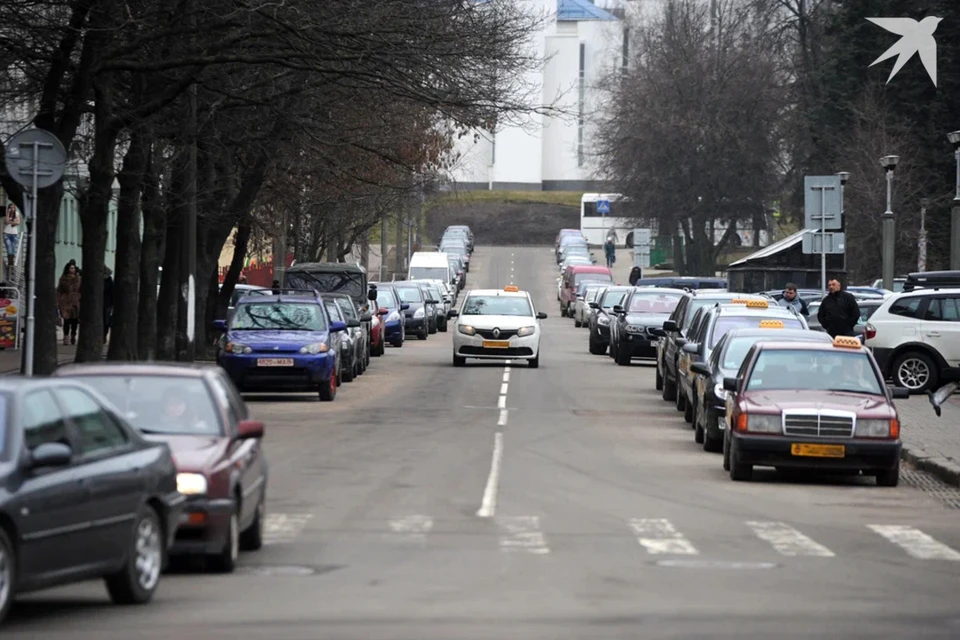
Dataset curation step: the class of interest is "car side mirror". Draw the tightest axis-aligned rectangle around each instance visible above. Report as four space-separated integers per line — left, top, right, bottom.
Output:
682 342 699 354
330 321 347 332
612 305 624 315
30 442 72 469
723 377 738 392
400 303 410 311
588 302 599 309
649 327 665 337
676 337 688 347
448 310 459 319
347 318 361 328
378 307 389 315
360 313 372 322
367 288 378 301
889 386 909 399
426 299 439 305
211 319 227 331
663 319 678 332
237 419 264 439
690 362 711 376
537 311 547 319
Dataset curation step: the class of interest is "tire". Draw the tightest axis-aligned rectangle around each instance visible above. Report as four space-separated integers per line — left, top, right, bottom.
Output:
616 345 631 366
239 492 265 551
105 506 164 605
703 432 723 453
378 337 386 355
655 365 664 391
684 392 694 423
528 354 539 368
342 358 354 383
588 336 606 355
208 510 239 573
694 422 704 444
419 328 428 340
662 376 676 402
439 318 448 332
0 527 15 624
722 435 731 471
429 322 437 335
574 318 582 328
453 354 466 367
729 444 752 481
876 460 900 487
892 350 938 393
675 384 686 412
319 372 337 401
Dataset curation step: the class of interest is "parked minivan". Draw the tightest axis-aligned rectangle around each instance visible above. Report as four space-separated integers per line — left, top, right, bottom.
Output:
408 251 454 288
560 265 613 317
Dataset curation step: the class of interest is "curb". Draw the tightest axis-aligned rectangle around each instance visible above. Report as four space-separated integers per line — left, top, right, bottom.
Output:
1 357 76 376
901 446 960 488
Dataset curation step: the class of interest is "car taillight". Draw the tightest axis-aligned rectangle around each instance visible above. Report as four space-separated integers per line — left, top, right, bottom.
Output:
864 323 876 340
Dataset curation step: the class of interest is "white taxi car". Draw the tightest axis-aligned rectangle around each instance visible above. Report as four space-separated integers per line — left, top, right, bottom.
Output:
450 286 547 367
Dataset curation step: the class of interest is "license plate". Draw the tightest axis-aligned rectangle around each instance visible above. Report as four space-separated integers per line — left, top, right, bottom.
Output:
482 340 510 349
257 358 294 367
791 443 845 458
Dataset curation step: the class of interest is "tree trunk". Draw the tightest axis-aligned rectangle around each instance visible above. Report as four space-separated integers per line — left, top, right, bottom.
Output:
137 149 164 360
107 128 147 360
31 184 66 374
217 222 250 319
156 160 185 360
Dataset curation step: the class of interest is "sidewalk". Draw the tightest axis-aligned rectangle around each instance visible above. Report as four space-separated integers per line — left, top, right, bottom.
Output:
896 394 960 487
0 344 76 375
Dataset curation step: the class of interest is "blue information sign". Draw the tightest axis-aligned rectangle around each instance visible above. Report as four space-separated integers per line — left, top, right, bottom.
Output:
597 199 610 215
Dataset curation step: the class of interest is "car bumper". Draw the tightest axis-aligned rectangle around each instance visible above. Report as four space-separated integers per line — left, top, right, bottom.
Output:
594 324 611 343
170 496 235 556
159 490 187 550
619 333 659 358
404 317 426 330
731 433 901 471
384 320 403 339
218 352 335 391
454 333 539 360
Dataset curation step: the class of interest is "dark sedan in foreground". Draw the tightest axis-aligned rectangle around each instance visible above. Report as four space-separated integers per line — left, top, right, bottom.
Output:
0 377 183 624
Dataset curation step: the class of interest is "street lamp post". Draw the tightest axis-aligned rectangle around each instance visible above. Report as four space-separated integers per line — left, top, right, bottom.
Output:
948 131 960 270
919 197 930 272
837 171 850 275
880 155 899 291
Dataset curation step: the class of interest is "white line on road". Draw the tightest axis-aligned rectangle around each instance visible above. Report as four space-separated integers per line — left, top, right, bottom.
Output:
263 513 314 545
498 409 508 426
497 395 506 409
500 382 509 395
504 366 511 373
477 432 504 518
498 516 550 554
746 521 835 557
502 371 510 382
629 518 699 555
388 515 434 543
868 525 960 561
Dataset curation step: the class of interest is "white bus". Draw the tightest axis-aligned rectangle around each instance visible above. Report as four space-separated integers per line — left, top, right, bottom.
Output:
580 193 655 247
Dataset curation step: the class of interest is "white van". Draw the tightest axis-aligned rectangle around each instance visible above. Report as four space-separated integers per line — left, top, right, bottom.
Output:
408 251 454 287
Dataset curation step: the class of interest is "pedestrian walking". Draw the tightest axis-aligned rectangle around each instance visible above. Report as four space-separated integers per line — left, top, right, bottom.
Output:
57 262 81 345
3 204 20 268
777 283 809 316
604 235 616 269
629 266 642 285
817 278 860 338
103 266 114 341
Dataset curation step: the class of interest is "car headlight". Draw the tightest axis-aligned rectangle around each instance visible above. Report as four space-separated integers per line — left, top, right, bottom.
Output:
517 326 536 337
414 307 424 318
857 418 896 438
225 342 252 354
598 315 610 326
387 311 400 322
627 324 643 333
713 383 728 402
177 473 208 496
459 324 476 336
744 413 781 433
299 342 328 354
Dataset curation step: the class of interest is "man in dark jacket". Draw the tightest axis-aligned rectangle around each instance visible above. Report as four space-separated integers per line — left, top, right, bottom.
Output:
817 278 860 337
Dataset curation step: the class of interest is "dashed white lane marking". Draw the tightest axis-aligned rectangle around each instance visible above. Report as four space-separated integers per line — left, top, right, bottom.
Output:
629 518 698 555
497 395 506 409
263 513 313 545
868 525 960 561
477 432 504 518
504 366 511 373
388 515 434 543
746 521 835 557
500 382 509 395
502 371 510 382
498 516 550 554
498 409 508 426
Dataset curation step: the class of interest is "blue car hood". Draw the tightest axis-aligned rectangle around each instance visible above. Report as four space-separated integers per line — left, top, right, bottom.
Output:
227 329 328 348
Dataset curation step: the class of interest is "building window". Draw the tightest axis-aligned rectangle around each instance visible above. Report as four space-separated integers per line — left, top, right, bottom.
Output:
578 42 585 168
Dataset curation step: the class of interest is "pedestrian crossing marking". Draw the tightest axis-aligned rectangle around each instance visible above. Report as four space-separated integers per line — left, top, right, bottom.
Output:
868 525 960 561
745 521 835 557
629 518 698 555
497 516 550 554
388 515 434 544
263 513 313 545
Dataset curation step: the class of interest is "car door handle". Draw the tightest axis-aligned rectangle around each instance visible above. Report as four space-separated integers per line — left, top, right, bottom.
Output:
925 331 941 337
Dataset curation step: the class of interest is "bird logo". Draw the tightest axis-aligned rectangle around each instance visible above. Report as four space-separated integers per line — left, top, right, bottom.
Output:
867 16 942 87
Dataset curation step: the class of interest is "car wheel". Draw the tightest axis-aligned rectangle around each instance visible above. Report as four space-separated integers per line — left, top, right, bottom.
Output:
528 354 539 369
0 527 15 623
616 345 631 366
419 328 428 340
319 373 337 401
104 506 163 605
429 322 437 335
684 392 695 424
655 365 664 391
240 491 265 551
892 350 938 392
342 359 354 383
729 444 752 481
876 460 900 487
453 354 466 367
588 336 606 355
694 419 704 443
574 318 582 328
439 318 448 332
703 432 722 453
722 434 731 471
208 510 239 573
675 385 686 412
662 376 676 402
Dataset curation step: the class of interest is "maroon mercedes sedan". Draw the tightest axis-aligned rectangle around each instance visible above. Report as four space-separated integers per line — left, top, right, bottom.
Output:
53 362 267 573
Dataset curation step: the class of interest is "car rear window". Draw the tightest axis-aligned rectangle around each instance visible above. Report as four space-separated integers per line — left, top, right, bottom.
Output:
628 292 682 314
722 335 826 370
575 273 613 286
710 316 805 347
746 350 882 395
395 287 424 303
601 290 628 308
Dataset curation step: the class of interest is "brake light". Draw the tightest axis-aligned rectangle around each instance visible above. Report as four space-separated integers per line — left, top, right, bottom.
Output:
890 419 900 439
864 324 876 340
735 413 748 432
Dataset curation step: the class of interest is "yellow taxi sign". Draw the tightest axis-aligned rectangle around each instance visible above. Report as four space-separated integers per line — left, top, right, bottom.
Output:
729 298 750 304
759 320 784 328
745 299 769 309
503 285 519 292
832 336 862 349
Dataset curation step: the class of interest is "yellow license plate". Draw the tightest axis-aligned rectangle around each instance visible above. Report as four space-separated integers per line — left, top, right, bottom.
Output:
257 358 294 367
482 340 510 349
791 443 845 458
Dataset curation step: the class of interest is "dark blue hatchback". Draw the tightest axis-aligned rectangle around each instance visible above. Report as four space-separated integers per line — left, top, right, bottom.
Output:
214 291 347 401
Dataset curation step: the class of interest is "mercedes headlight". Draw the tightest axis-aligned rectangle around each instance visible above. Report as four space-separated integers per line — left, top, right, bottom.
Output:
517 326 536 337
225 342 252 354
745 413 781 434
857 419 893 438
459 324 476 336
299 342 328 354
598 315 610 326
177 473 208 496
713 383 728 402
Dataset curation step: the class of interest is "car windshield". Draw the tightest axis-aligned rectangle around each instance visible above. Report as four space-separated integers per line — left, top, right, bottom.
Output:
463 295 533 316
601 290 628 308
335 299 357 320
584 287 604 302
73 375 223 436
575 273 613 286
710 315 804 347
394 287 423 303
284 270 364 300
628 292 682 314
685 298 751 330
746 350 883 395
409 267 449 281
231 302 327 331
426 286 442 301
377 290 397 309
722 335 823 371
441 245 466 256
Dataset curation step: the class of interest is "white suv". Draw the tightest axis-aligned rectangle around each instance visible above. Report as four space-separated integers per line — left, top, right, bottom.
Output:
863 288 960 392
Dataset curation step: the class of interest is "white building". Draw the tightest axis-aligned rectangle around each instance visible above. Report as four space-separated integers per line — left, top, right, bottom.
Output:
448 0 627 192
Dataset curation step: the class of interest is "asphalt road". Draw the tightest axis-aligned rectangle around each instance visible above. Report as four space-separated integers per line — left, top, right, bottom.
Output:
7 246 960 639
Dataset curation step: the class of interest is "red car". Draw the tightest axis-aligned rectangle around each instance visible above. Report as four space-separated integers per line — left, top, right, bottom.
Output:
370 308 386 356
560 265 613 317
53 362 268 573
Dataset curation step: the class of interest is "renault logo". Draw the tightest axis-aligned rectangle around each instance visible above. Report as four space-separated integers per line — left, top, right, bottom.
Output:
493 328 500 338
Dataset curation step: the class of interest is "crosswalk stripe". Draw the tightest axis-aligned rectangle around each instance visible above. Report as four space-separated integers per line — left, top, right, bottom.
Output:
746 521 835 557
629 518 698 555
263 513 313 545
388 515 434 543
868 525 960 561
497 516 550 554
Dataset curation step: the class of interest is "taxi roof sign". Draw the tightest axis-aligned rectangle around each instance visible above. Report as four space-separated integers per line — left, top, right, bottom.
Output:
759 319 784 328
832 336 862 349
745 299 769 309
503 285 519 292
729 298 750 304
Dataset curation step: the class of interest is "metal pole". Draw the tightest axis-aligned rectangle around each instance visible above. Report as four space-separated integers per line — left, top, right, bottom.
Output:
919 199 928 272
820 187 826 297
24 142 39 376
379 214 388 282
952 148 960 270
882 169 895 291
839 179 845 275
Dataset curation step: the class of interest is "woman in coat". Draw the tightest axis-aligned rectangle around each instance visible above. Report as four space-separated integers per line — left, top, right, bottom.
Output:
57 262 81 345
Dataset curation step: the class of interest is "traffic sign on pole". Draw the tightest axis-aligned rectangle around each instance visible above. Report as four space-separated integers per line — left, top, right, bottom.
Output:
596 199 610 215
803 176 842 230
802 231 845 254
